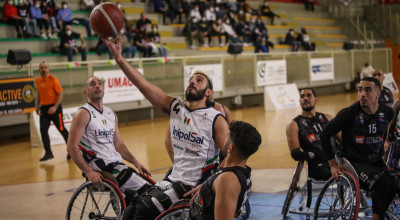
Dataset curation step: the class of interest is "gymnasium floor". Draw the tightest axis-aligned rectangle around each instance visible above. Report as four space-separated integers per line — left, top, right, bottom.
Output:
0 91 360 219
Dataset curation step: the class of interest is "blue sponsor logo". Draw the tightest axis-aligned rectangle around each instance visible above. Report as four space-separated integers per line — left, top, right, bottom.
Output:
95 129 114 138
311 64 332 74
172 126 204 144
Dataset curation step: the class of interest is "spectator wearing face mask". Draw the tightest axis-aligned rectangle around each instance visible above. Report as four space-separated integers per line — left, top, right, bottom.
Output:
40 0 58 36
285 28 301 52
59 25 87 61
260 0 280 25
16 0 35 37
81 0 95 11
189 4 201 21
2 0 26 38
148 23 168 57
204 5 216 25
182 16 205 49
169 0 190 24
57 1 92 36
215 6 225 19
211 17 226 47
222 17 242 44
197 15 212 47
30 0 51 39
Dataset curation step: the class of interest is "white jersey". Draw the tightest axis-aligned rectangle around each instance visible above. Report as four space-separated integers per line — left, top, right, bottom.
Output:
79 103 123 169
168 98 223 186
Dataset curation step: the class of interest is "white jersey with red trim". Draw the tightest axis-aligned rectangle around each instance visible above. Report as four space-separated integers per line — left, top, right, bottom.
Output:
168 98 223 186
78 103 122 166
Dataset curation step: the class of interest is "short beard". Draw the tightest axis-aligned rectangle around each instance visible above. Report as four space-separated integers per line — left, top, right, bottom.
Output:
302 105 315 112
185 87 207 101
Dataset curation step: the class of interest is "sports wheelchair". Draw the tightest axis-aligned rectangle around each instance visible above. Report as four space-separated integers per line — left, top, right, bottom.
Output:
281 161 329 219
65 169 194 220
312 156 400 220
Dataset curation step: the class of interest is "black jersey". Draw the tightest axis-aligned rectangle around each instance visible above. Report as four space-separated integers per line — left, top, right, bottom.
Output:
379 86 393 107
321 101 394 163
293 113 330 165
189 166 251 220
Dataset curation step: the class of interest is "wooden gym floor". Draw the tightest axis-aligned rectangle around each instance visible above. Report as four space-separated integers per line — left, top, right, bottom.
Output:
0 91 359 219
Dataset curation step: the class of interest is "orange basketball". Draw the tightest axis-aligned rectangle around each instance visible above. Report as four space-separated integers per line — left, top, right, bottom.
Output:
90 3 124 37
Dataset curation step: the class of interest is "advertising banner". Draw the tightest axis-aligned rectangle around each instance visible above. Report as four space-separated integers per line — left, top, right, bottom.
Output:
264 83 300 111
31 106 79 147
94 69 144 104
257 60 287 86
310 58 334 81
183 64 223 92
0 77 36 115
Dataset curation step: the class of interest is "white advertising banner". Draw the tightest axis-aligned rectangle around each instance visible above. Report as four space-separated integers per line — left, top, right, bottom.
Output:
183 64 223 92
94 69 144 104
257 60 287 86
383 73 399 93
264 83 300 111
310 58 334 81
31 106 79 147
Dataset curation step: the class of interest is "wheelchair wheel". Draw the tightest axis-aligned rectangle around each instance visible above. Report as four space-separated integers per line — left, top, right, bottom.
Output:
66 178 126 220
282 161 304 218
154 204 190 220
313 172 360 220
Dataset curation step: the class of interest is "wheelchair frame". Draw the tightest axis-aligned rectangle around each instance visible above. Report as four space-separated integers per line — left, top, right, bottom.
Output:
281 161 328 219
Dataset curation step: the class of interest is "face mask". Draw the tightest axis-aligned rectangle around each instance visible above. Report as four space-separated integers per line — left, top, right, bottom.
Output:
239 10 244 14
9 1 14 5
117 4 121 8
120 29 125 34
202 18 206 21
35 4 40 8
63 5 67 9
215 7 219 11
153 28 157 32
210 8 214 12
66 30 72 36
193 19 198 23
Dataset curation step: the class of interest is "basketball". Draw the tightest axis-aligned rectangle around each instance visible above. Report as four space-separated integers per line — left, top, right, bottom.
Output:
90 3 124 37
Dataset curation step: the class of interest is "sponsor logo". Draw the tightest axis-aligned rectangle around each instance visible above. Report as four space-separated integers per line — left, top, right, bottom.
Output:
307 134 317 143
172 126 205 145
365 135 383 144
355 135 365 144
311 64 333 74
173 144 183 150
185 147 200 156
95 128 114 138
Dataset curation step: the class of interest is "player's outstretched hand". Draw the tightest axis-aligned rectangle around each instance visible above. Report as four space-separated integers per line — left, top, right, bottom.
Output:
101 36 122 60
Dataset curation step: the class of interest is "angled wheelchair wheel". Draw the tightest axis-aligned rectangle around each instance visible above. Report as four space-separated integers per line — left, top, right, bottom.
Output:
282 161 304 218
154 204 190 220
313 172 360 220
66 178 126 220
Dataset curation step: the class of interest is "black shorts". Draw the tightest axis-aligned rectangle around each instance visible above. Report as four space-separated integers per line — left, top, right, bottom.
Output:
349 159 388 191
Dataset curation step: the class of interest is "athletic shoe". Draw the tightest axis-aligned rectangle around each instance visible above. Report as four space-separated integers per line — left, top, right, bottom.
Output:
40 33 48 39
39 153 54 162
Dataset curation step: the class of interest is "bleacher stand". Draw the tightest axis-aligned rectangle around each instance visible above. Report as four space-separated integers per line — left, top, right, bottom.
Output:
2 0 25 38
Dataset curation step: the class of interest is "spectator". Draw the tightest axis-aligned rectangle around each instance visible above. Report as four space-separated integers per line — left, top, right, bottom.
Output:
136 12 152 31
260 0 280 25
59 25 87 61
118 29 137 58
80 0 95 11
225 4 237 27
215 5 225 19
183 16 205 49
148 23 168 57
169 0 190 24
236 21 252 45
198 15 212 47
296 28 315 51
222 17 242 44
189 4 201 21
134 27 153 57
17 0 35 37
153 0 175 25
57 1 92 36
2 0 25 38
252 26 272 53
285 28 301 51
204 4 216 25
30 0 51 39
211 17 226 47
40 0 58 35
304 0 314 11
360 62 374 78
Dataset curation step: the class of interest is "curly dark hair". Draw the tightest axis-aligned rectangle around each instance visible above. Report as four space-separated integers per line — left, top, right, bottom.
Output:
229 121 262 159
